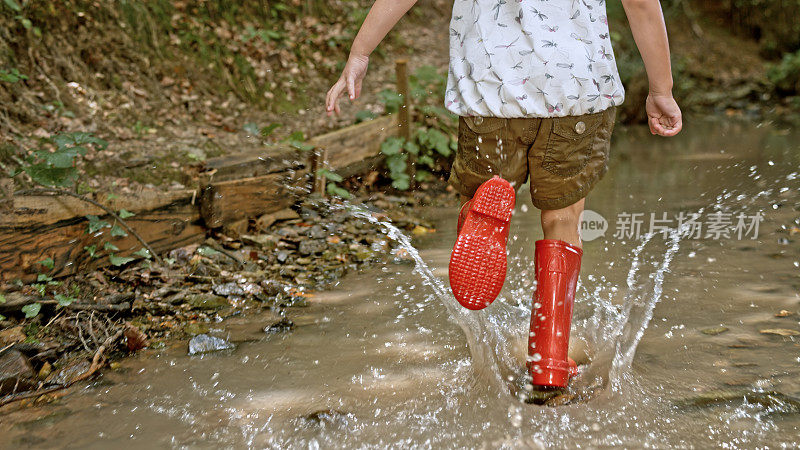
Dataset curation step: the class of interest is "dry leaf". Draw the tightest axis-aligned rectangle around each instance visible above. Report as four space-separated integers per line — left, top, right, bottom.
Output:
759 328 800 336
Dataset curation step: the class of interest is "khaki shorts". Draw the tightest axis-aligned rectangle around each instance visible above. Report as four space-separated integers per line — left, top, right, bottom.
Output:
448 107 616 210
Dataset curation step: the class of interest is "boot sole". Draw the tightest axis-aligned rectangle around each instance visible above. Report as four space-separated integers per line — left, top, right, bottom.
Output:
449 177 515 310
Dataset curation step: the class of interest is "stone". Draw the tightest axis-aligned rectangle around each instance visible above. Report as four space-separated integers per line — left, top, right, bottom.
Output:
188 334 235 355
298 239 327 255
265 318 295 334
187 293 230 310
0 349 36 395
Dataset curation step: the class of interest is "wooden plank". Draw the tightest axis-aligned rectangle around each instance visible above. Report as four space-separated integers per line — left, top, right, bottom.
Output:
199 171 306 228
310 115 398 170
0 189 195 228
200 145 304 183
0 198 204 282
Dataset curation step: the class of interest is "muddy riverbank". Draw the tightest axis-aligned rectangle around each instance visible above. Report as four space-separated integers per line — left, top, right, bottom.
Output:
0 183 458 408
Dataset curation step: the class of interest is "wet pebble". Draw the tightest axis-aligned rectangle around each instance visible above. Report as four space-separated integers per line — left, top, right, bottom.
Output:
188 334 235 355
299 239 327 255
264 318 295 334
187 293 230 310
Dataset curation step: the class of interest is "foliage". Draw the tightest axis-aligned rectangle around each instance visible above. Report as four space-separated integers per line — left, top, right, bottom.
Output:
317 168 351 199
378 65 457 190
17 132 107 188
767 49 800 94
0 67 27 83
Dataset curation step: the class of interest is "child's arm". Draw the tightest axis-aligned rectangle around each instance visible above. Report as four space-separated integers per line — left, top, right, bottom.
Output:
326 0 418 116
621 0 683 136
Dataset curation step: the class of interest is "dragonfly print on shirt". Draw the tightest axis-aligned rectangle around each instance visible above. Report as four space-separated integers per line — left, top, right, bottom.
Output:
445 0 625 118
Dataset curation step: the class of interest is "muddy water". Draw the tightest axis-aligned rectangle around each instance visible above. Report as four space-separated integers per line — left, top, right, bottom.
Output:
4 119 800 448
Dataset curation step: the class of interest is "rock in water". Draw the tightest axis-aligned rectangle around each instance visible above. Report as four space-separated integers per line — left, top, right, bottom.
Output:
188 334 235 355
264 318 295 334
0 349 36 395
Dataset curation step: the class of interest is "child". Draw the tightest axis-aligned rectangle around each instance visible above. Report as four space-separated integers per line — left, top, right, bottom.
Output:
326 0 682 388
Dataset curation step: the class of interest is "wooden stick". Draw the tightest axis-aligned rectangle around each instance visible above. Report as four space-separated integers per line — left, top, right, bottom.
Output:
395 59 415 187
310 147 328 196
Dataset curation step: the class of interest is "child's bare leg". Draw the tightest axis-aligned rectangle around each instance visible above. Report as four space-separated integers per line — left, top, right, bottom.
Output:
540 198 584 248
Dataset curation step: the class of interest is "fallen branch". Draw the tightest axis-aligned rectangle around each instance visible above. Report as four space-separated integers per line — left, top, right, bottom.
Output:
16 187 164 265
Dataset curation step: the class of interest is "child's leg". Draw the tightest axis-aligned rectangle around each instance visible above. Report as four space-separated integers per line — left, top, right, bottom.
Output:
540 198 584 248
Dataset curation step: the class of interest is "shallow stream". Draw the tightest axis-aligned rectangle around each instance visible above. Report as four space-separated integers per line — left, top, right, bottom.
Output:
3 119 800 448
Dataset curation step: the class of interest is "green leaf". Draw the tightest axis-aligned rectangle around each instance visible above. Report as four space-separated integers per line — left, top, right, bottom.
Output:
316 168 343 183
108 254 135 266
37 273 52 282
110 224 128 237
326 183 352 199
0 293 6 304
133 248 152 259
3 0 21 12
0 314 5 321
21 303 41 319
197 246 220 257
84 245 97 258
417 154 435 168
86 215 110 233
288 140 314 151
55 294 75 307
405 141 420 156
381 137 405 156
386 154 407 175
103 241 119 252
377 89 403 114
260 123 281 137
415 169 433 182
354 110 376 123
391 176 411 191
38 257 54 269
118 209 135 219
23 164 76 187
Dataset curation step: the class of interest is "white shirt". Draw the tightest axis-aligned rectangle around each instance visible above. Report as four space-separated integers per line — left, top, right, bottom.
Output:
445 0 625 118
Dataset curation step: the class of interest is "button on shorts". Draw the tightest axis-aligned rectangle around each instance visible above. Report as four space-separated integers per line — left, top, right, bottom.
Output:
448 107 616 210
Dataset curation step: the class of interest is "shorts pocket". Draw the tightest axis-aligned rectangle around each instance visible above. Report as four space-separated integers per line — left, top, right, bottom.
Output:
458 116 508 173
542 112 604 178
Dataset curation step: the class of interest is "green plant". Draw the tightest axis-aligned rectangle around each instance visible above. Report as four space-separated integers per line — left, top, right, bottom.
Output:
17 132 107 188
378 66 457 190
0 67 27 83
767 49 800 94
317 168 351 199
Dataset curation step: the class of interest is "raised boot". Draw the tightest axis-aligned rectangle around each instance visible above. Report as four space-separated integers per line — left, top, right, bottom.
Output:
527 239 583 387
449 176 515 310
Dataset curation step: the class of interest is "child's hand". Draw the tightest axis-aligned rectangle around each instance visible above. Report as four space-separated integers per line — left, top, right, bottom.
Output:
645 93 682 137
325 54 370 116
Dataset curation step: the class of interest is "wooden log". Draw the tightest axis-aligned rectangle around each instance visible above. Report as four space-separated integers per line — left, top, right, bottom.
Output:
0 189 195 228
310 115 399 170
199 145 304 183
199 171 307 229
0 196 203 282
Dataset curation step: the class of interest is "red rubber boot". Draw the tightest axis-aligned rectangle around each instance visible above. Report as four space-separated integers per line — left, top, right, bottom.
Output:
449 177 515 310
527 239 583 387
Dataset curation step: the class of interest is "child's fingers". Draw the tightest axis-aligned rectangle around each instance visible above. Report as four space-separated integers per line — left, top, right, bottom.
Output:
326 79 345 116
648 117 658 135
347 76 356 100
